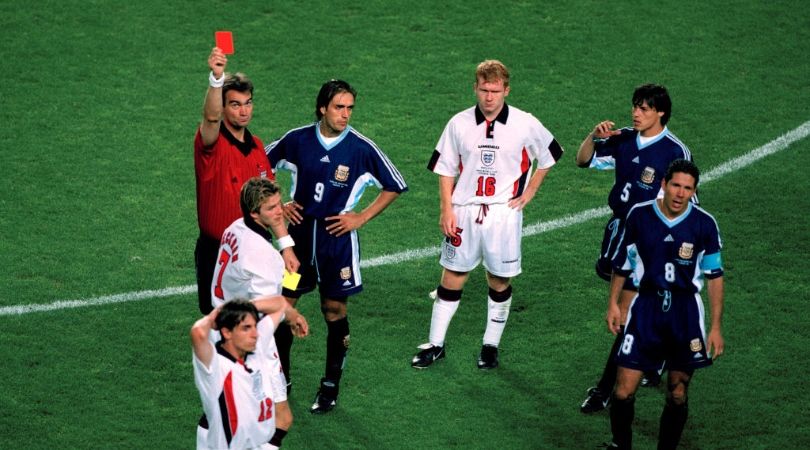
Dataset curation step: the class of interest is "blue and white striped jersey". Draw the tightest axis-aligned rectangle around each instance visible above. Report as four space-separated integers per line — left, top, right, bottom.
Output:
266 123 408 218
590 127 692 219
613 200 723 293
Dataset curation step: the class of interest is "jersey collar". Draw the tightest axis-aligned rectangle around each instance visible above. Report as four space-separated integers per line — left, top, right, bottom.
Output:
243 215 275 245
474 103 509 125
653 198 693 228
220 122 258 156
215 341 255 372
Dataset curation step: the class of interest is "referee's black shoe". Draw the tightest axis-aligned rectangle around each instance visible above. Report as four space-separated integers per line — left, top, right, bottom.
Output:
411 343 445 369
310 379 338 414
477 344 499 370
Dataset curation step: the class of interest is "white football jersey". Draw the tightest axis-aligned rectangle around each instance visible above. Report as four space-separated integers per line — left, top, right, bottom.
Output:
211 218 285 308
194 317 277 449
430 104 562 206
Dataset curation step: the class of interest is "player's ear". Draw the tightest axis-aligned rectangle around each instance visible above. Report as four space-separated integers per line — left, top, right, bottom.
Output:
504 85 510 96
250 211 261 222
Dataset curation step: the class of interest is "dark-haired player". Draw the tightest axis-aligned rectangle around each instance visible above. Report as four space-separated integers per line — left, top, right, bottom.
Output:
576 84 694 413
265 79 408 413
604 159 725 449
193 46 297 315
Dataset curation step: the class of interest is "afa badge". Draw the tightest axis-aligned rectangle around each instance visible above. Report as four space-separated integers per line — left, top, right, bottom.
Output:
335 165 350 182
679 242 694 259
340 266 352 280
640 166 656 184
481 150 495 167
690 338 703 352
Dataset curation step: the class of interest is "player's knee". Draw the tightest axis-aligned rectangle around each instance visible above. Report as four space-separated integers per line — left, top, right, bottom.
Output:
320 296 347 317
436 285 462 302
488 285 512 302
667 382 689 405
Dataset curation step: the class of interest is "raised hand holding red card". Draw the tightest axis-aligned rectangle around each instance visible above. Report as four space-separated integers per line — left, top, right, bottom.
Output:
215 31 234 54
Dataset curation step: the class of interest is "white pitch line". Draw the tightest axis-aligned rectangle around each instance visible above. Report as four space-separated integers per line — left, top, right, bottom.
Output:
2 120 809 317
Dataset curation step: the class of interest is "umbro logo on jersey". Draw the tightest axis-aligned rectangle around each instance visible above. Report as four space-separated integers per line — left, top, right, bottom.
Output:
320 155 331 163
664 234 674 242
632 156 640 163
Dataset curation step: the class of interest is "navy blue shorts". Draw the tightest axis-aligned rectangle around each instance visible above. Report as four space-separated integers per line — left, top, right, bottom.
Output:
285 215 363 299
616 290 712 372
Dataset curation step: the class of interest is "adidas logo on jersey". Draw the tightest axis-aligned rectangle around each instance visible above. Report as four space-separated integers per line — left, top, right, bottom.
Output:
632 156 640 164
320 155 331 163
342 280 352 287
664 234 674 242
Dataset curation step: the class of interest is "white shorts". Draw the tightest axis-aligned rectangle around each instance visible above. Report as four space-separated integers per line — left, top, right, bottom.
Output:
440 203 522 277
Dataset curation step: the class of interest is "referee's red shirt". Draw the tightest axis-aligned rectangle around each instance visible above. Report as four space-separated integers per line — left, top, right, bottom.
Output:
194 125 273 240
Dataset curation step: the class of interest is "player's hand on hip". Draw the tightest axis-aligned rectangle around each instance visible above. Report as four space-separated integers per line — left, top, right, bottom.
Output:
508 192 534 210
325 213 363 236
208 47 227 77
283 201 304 224
281 248 300 273
593 120 620 140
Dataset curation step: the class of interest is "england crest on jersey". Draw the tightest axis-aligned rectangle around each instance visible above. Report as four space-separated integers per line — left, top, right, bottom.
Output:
640 166 656 184
481 150 495 167
678 242 694 259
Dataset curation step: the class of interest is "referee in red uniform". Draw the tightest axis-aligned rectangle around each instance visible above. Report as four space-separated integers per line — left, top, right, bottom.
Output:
194 46 298 314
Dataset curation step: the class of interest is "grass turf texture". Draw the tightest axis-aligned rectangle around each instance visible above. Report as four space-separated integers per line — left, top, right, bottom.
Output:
1 0 809 448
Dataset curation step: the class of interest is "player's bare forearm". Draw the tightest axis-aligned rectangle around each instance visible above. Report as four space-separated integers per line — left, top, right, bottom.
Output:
606 272 626 335
438 175 456 237
200 47 227 146
191 308 219 366
706 276 725 358
576 120 620 167
326 190 400 236
509 167 548 210
281 248 300 273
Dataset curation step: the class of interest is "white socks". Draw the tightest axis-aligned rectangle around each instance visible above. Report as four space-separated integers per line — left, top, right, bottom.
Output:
483 296 512 347
429 298 459 347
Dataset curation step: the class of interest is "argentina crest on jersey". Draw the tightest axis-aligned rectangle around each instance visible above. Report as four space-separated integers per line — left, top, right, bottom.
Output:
481 150 496 167
678 242 694 259
335 165 350 182
640 166 656 184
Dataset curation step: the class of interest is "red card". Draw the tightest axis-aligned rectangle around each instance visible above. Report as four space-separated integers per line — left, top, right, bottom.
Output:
215 31 234 54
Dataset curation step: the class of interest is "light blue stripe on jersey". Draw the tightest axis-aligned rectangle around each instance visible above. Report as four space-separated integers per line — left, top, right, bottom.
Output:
351 129 408 190
637 127 669 149
343 173 382 212
653 200 693 228
276 160 299 198
589 154 615 170
702 252 722 271
316 124 351 150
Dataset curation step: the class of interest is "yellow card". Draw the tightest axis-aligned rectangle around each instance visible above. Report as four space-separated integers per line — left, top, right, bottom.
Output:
282 270 301 291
